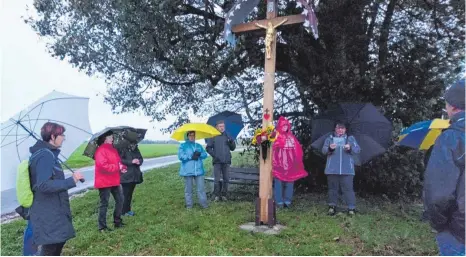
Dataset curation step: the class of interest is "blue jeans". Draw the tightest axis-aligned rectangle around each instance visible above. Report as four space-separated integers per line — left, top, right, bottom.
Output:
327 175 356 209
436 231 465 256
274 178 294 206
23 220 37 256
184 176 208 208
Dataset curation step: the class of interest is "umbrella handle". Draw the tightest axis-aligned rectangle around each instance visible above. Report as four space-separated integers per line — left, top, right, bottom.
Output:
59 160 86 183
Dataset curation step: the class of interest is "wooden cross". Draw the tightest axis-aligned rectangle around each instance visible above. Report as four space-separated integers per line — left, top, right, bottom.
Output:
232 0 306 226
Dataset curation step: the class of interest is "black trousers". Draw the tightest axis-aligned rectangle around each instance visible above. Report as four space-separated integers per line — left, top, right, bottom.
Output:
40 242 66 256
98 186 124 229
121 183 137 214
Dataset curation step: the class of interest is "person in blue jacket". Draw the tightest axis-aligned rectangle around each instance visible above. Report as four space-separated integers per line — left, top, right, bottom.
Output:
322 121 361 216
424 79 465 256
178 131 209 209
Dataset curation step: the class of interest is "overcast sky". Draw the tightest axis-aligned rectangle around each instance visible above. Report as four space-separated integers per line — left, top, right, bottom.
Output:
1 0 208 140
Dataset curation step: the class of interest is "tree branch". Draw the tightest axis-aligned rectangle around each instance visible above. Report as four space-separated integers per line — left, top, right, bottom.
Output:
378 0 397 66
180 4 224 22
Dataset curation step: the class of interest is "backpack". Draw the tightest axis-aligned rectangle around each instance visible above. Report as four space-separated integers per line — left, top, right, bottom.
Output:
16 148 55 208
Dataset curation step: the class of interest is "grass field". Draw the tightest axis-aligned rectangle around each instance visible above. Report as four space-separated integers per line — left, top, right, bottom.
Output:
63 143 179 168
1 153 438 256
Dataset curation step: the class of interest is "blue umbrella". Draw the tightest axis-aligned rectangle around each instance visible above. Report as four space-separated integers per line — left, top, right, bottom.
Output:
206 111 244 140
397 119 450 150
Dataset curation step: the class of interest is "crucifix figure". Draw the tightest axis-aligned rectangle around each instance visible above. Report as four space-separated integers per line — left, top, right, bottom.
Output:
255 19 288 59
231 0 310 227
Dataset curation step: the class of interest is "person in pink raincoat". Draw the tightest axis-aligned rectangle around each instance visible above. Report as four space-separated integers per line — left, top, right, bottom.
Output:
272 116 308 208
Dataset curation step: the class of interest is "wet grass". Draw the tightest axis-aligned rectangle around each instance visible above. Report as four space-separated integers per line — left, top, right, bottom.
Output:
1 153 438 255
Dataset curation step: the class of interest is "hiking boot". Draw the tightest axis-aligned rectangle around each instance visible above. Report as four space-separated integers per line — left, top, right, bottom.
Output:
328 206 336 216
221 196 228 201
348 209 356 216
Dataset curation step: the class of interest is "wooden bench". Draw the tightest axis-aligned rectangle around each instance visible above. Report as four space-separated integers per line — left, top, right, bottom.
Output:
205 167 259 185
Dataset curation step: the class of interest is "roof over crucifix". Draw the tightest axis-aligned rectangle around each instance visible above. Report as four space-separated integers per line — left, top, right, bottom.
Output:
223 0 319 46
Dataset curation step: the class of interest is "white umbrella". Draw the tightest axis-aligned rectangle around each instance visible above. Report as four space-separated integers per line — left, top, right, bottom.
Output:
1 90 92 191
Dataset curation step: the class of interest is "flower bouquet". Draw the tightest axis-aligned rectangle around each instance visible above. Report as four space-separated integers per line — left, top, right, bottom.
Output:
251 124 279 162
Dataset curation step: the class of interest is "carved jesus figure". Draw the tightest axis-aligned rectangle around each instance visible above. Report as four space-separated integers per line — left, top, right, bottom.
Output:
255 19 288 59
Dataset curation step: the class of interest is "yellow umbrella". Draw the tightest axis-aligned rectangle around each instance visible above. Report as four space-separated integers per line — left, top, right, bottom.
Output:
171 123 221 141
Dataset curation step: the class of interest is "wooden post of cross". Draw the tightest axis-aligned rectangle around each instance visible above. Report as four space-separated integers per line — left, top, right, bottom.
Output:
232 0 305 226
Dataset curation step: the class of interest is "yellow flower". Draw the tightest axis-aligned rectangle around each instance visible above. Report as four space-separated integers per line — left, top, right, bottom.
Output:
251 124 279 146
265 125 275 133
268 131 279 142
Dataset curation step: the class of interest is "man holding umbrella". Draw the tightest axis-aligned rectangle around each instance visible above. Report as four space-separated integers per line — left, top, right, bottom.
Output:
206 120 236 201
424 79 465 256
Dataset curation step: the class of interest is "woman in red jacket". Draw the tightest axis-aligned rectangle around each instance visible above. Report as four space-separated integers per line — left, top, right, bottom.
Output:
94 132 127 232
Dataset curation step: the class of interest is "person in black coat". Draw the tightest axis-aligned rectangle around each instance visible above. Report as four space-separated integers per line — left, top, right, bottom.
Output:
206 120 236 201
119 144 144 216
29 122 84 256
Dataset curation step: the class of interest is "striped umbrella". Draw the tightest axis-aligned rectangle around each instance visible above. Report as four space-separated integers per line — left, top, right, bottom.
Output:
397 119 450 150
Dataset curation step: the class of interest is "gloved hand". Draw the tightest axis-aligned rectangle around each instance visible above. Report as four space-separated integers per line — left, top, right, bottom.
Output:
15 206 29 220
192 151 201 160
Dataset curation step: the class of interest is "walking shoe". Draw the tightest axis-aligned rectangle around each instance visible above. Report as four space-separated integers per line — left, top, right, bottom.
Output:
214 196 220 202
348 209 356 216
276 203 284 209
99 227 113 233
114 222 125 228
284 203 291 208
221 196 228 201
328 206 336 216
124 211 135 216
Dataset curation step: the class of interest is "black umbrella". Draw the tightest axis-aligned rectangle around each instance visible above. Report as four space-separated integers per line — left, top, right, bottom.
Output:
310 103 393 165
83 126 147 159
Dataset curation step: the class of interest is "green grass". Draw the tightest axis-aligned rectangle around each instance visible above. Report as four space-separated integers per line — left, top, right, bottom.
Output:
63 144 179 169
1 153 438 256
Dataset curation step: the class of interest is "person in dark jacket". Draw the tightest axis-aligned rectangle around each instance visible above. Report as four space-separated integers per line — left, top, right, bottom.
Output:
322 121 361 216
424 79 465 256
29 122 84 256
119 144 144 216
94 132 127 232
206 120 236 201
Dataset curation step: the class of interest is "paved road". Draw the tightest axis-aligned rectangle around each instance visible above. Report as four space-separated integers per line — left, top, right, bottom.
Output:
1 155 180 215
